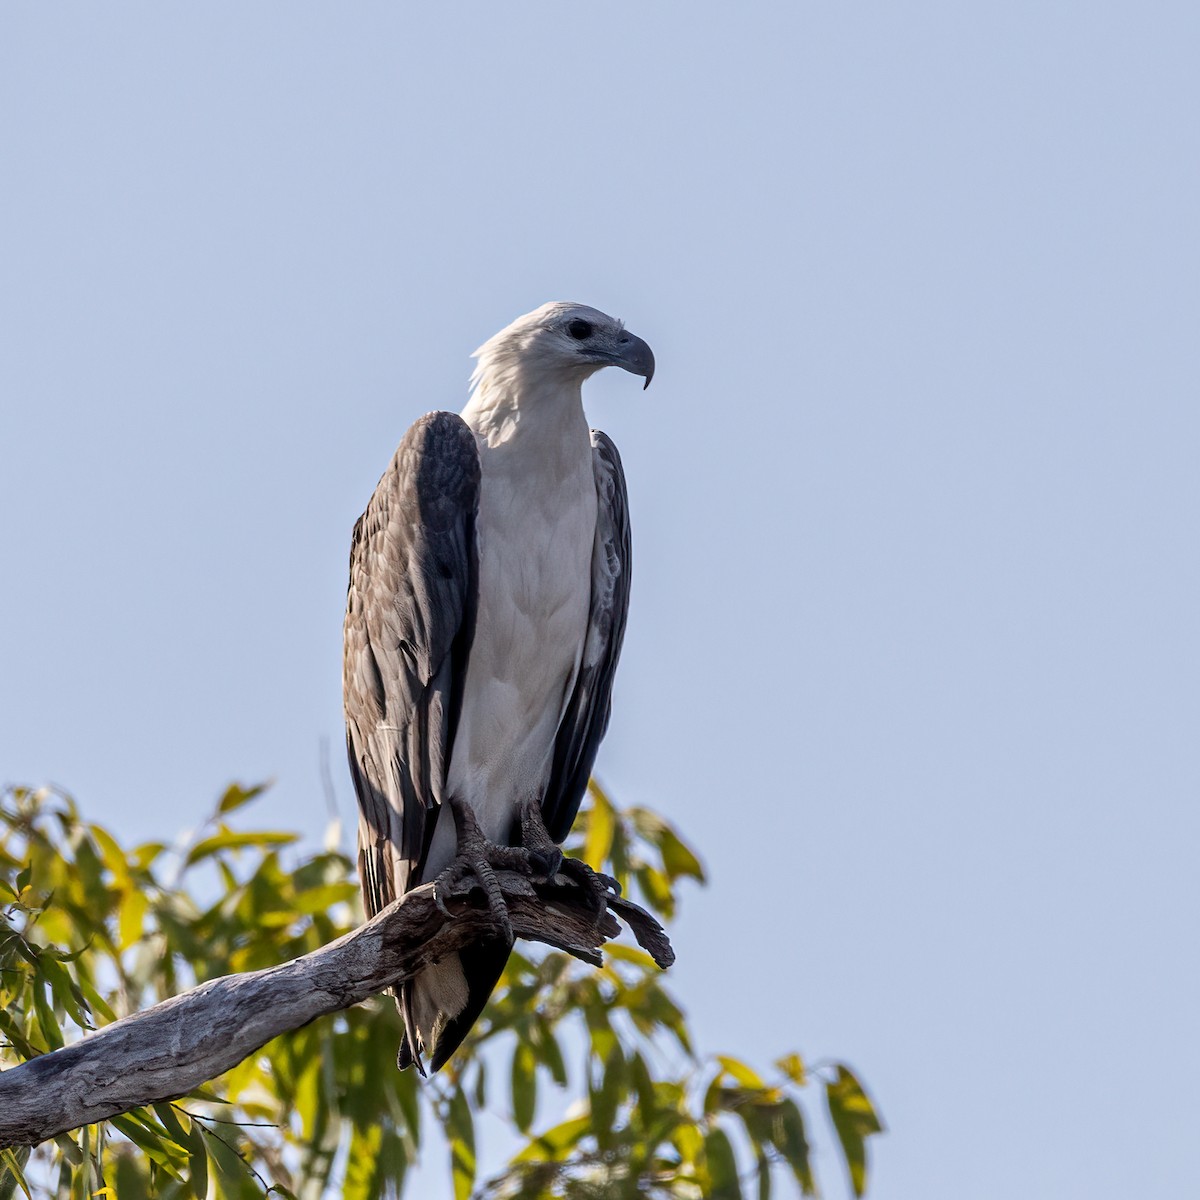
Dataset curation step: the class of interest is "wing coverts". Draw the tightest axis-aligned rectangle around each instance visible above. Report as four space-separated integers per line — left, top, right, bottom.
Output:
344 411 481 917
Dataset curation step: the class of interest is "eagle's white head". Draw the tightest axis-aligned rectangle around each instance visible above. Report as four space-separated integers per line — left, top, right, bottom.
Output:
470 301 655 399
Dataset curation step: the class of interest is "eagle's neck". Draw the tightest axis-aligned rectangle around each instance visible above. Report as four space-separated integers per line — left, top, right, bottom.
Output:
461 366 590 458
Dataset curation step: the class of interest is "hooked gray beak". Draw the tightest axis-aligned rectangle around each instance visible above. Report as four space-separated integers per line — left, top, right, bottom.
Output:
614 332 655 389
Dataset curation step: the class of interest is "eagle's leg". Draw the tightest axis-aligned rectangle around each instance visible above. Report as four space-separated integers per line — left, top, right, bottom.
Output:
432 795 527 944
518 797 620 913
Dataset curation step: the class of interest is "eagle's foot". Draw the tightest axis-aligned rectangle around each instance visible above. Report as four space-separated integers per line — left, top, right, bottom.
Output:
433 796 525 944
518 797 620 913
559 856 621 913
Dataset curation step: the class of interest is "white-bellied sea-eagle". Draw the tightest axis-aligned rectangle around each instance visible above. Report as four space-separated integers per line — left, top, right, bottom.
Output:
343 301 653 1073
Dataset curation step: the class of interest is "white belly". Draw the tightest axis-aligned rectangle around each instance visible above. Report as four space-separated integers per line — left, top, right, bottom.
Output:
423 427 598 877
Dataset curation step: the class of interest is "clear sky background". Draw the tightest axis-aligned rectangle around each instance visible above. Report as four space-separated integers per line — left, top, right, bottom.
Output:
3 3 1198 1197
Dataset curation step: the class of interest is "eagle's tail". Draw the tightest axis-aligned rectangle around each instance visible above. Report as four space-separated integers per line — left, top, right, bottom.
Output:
396 938 511 1074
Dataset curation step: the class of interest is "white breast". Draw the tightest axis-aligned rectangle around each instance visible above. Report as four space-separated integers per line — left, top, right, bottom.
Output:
422 392 597 878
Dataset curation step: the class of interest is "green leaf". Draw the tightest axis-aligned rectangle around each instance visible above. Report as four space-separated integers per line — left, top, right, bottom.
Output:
630 1052 658 1123
216 782 268 815
704 1128 741 1199
1 1147 32 1200
514 1115 591 1164
635 864 675 918
203 1123 263 1200
776 1099 816 1195
529 1016 567 1088
109 1113 186 1180
52 1134 83 1167
185 828 297 866
131 841 167 871
40 953 91 1029
291 882 358 916
343 1121 383 1200
395 1067 421 1146
32 976 65 1050
826 1065 884 1198
183 1116 209 1200
757 1152 772 1200
0 1008 38 1061
590 1045 625 1149
447 1085 476 1200
75 974 116 1023
583 994 619 1062
659 828 706 883
511 1040 537 1133
153 1102 189 1147
118 889 148 950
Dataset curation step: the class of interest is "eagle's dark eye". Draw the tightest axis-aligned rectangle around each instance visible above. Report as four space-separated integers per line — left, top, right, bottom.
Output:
567 319 593 340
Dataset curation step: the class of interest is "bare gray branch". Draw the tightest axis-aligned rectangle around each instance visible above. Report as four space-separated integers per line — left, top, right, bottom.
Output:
0 872 672 1148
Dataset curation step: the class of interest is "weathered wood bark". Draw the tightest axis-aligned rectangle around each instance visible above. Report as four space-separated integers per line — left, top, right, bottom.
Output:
0 870 672 1149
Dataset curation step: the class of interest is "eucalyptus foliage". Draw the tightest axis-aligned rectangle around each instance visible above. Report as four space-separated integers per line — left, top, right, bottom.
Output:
0 782 882 1199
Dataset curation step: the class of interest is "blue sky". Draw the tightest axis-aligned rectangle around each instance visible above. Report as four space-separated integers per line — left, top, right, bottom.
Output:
3 3 1198 1196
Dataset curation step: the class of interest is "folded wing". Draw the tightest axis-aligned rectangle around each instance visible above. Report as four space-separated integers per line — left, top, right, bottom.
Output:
542 429 633 842
343 411 481 919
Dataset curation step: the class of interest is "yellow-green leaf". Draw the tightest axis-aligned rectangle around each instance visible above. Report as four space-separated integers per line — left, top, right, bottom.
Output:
216 783 268 816
1 1147 32 1199
89 827 130 884
118 889 148 950
185 828 297 866
32 977 64 1050
109 1113 186 1180
775 1052 807 1086
776 1098 816 1194
704 1128 741 1199
635 864 674 918
511 1041 537 1133
582 792 615 870
514 1116 591 1164
717 1055 765 1089
183 1116 209 1200
660 828 706 883
447 1085 475 1200
826 1065 884 1198
343 1121 383 1200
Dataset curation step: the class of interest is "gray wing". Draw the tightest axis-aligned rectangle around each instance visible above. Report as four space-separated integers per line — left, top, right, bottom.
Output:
343 411 480 918
542 429 632 843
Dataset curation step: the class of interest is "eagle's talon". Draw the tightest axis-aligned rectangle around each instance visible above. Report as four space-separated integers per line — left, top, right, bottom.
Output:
527 845 564 882
433 881 455 918
424 798 515 942
557 856 615 914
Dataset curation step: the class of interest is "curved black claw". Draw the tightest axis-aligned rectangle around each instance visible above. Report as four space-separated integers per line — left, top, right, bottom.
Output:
526 844 563 882
433 856 512 943
515 795 620 910
557 856 619 914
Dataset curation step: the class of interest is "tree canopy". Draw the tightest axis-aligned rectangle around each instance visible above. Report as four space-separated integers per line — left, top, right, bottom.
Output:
0 782 882 1199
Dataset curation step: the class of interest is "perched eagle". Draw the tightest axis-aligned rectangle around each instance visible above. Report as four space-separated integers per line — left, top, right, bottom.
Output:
344 302 653 1073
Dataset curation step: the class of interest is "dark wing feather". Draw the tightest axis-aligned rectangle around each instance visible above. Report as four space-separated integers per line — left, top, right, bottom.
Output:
542 430 632 842
343 411 480 918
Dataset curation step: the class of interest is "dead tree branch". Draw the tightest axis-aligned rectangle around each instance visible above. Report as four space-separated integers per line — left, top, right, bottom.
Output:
0 870 672 1148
